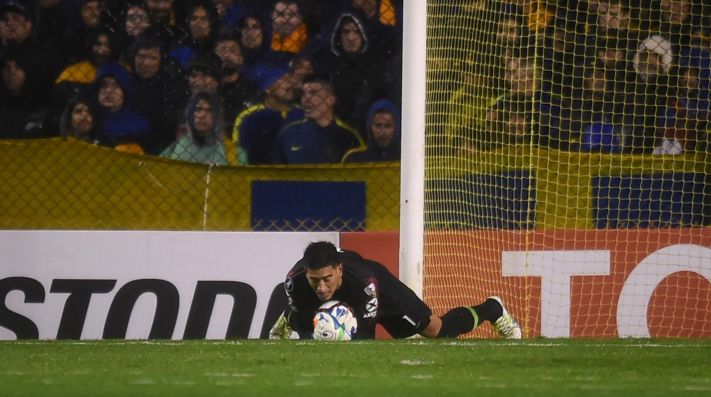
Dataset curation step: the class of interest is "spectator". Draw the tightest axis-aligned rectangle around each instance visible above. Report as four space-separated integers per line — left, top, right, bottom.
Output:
343 0 402 57
656 65 710 154
269 0 308 56
130 35 186 154
211 0 240 30
624 34 674 153
313 12 385 136
33 0 63 45
145 0 179 48
481 96 538 149
574 66 625 153
592 36 634 95
161 90 232 165
493 3 529 68
0 54 50 138
185 52 221 96
586 0 642 62
213 32 259 129
52 29 118 110
344 99 400 162
272 76 364 164
658 0 699 56
542 18 585 98
59 94 98 144
119 1 152 47
0 1 61 104
58 0 103 62
294 0 342 53
238 13 280 84
490 46 564 149
93 63 152 150
169 0 220 70
232 66 302 165
288 53 314 83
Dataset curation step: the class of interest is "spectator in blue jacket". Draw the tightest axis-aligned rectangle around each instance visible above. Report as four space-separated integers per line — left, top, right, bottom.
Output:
93 63 152 150
272 76 364 164
344 99 400 162
232 66 302 165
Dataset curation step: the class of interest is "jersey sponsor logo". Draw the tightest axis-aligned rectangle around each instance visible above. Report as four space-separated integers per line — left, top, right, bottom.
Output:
364 282 376 298
363 297 378 318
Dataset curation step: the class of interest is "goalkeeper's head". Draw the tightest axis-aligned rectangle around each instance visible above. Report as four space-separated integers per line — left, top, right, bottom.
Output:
303 241 343 301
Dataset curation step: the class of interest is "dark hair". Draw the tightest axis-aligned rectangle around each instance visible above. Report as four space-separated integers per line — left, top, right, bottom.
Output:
303 75 335 96
303 241 339 270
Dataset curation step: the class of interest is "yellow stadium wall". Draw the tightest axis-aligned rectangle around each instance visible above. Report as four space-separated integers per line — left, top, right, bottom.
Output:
0 139 401 231
1 139 707 231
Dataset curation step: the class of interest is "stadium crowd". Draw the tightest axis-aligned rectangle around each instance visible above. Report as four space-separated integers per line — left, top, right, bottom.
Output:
0 0 403 164
1 0 710 165
448 0 711 155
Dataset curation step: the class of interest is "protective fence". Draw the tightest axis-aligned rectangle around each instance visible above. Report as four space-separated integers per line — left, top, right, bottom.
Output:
0 1 403 231
424 1 711 338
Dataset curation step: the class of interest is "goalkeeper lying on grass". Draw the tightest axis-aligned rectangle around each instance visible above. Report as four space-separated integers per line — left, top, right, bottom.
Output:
270 241 522 340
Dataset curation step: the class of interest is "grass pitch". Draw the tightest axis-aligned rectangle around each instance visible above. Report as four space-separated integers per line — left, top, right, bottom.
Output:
1 339 709 396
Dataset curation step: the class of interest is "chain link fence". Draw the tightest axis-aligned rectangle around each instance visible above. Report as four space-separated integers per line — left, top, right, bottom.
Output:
0 0 403 231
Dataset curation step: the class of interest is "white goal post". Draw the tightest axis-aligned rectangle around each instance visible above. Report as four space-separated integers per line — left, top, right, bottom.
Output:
399 0 427 298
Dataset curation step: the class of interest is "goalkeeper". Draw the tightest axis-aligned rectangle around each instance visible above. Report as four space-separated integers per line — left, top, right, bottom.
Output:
270 241 521 340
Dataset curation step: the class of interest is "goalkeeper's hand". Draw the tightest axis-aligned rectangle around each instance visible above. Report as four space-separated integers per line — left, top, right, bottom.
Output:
269 312 293 340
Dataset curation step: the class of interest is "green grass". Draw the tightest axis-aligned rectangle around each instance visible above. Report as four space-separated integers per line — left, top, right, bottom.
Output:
1 339 710 396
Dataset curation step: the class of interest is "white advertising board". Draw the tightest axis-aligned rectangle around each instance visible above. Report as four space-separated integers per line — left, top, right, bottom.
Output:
0 231 338 340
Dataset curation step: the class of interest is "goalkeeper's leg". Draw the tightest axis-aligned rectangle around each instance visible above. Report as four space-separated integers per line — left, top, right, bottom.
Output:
425 297 521 339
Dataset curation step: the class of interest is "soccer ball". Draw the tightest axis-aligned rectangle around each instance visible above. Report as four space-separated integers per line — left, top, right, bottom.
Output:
312 300 358 341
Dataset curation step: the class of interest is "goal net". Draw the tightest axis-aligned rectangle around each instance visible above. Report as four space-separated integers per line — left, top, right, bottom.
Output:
422 0 710 338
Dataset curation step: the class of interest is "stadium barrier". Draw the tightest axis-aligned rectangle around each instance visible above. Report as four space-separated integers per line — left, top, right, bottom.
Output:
1 230 708 339
1 139 707 231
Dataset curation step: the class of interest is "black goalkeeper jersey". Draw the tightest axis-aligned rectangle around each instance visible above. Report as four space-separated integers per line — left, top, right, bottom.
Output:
283 249 432 339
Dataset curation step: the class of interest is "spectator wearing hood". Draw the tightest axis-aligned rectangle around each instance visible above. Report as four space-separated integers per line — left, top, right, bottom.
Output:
344 99 400 162
161 90 232 165
231 65 302 165
342 0 402 58
93 63 152 150
272 76 364 164
313 12 389 137
623 34 675 153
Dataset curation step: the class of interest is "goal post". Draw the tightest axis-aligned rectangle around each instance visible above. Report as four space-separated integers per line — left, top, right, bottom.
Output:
401 0 711 338
399 0 427 298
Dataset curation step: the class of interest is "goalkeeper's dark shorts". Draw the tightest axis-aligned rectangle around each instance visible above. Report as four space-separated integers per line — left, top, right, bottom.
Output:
377 277 433 338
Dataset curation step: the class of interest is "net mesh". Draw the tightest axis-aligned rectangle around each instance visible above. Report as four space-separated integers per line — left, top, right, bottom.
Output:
424 0 711 338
